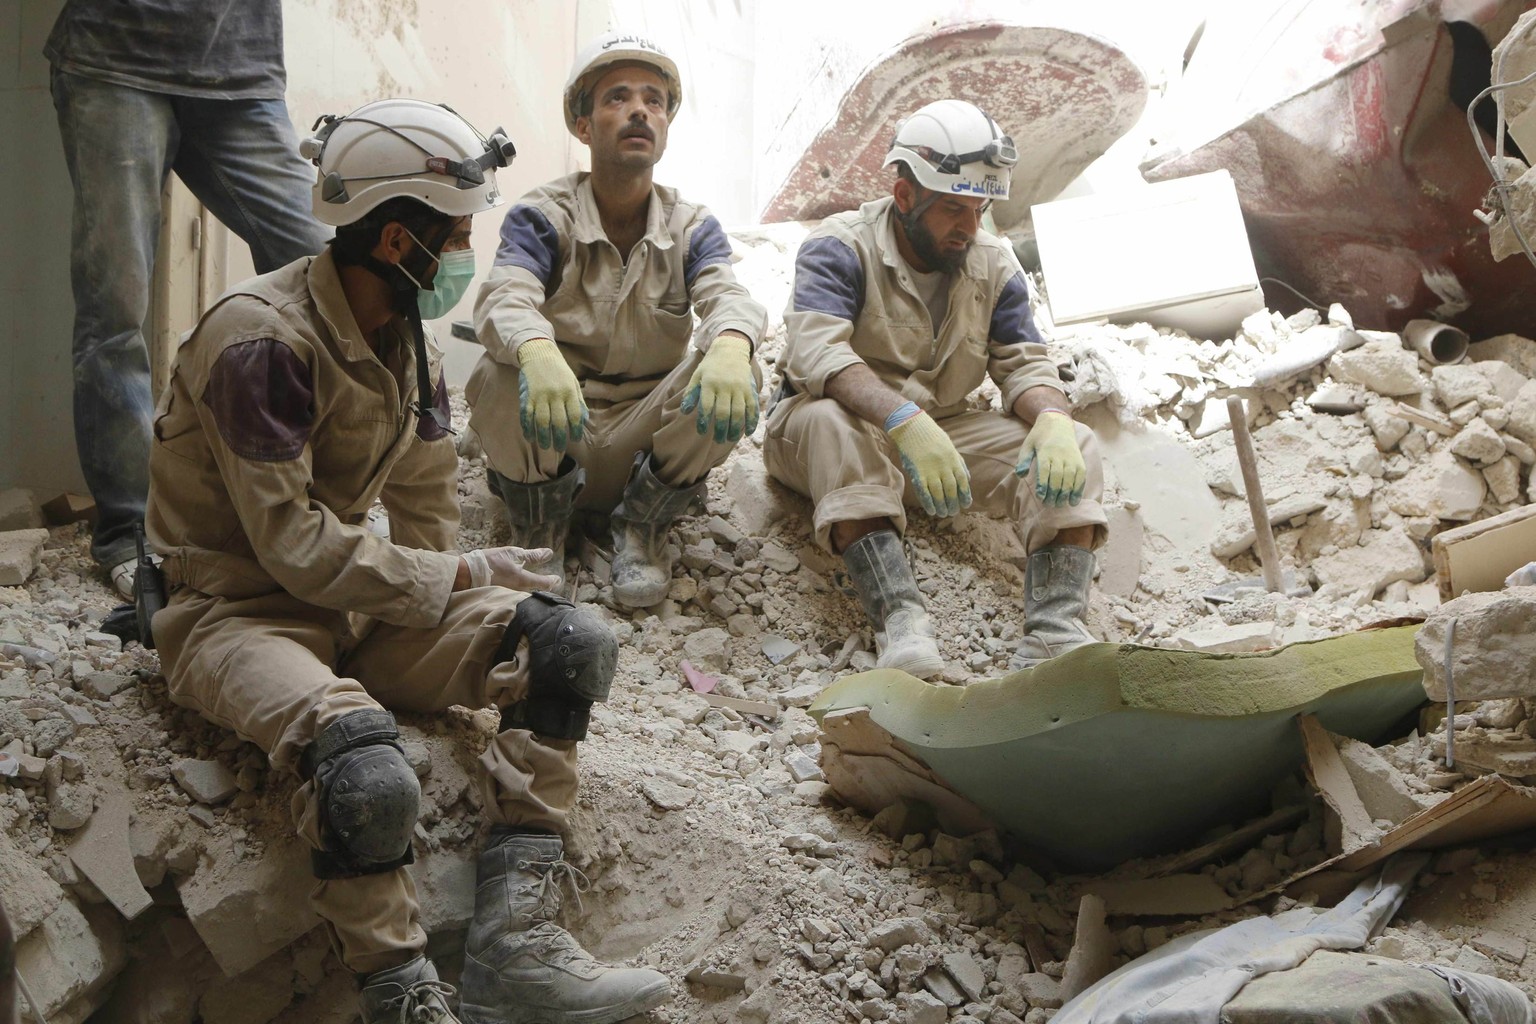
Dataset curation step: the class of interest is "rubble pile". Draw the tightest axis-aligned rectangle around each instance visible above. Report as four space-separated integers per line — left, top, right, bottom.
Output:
0 226 1535 1021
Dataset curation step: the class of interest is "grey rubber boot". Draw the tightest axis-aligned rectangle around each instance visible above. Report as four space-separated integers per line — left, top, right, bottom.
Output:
609 454 702 609
842 530 945 680
460 830 673 1024
491 461 585 589
359 955 461 1023
1010 544 1097 671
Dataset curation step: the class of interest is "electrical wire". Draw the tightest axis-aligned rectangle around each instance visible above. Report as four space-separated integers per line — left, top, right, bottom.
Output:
1259 276 1328 311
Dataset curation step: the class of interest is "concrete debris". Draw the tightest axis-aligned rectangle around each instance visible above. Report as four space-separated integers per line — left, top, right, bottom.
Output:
0 528 49 586
171 758 239 805
0 489 44 531
7 226 1536 1023
1416 588 1536 700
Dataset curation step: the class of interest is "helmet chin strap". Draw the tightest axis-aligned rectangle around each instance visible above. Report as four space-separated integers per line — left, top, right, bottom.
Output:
363 239 456 435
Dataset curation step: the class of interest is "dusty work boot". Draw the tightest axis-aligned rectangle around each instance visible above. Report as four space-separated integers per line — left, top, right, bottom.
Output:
460 829 673 1024
1010 544 1097 671
491 461 586 589
609 453 702 609
359 955 461 1023
842 530 945 680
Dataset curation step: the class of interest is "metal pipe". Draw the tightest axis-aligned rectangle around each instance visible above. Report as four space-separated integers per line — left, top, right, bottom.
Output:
1226 396 1283 593
1402 319 1469 365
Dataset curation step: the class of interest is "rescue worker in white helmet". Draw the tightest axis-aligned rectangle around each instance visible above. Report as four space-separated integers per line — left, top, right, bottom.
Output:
763 100 1110 678
467 31 767 608
145 99 669 1023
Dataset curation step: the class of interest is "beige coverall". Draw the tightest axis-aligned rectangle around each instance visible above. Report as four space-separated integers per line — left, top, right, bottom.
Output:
763 197 1108 553
468 173 767 509
146 252 569 974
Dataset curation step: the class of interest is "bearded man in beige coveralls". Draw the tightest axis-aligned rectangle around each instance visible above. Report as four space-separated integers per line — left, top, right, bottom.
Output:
765 101 1110 679
468 33 766 608
146 100 671 1024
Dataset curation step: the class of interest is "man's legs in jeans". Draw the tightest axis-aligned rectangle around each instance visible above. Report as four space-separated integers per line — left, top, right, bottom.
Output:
172 96 332 273
51 71 177 570
52 78 330 573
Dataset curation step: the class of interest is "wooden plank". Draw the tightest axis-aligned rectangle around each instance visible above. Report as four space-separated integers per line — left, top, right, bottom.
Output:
1432 502 1536 601
1150 804 1309 877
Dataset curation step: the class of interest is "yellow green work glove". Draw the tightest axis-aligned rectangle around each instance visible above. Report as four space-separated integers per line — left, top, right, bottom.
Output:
1015 409 1086 506
885 402 972 518
517 337 588 451
680 335 758 443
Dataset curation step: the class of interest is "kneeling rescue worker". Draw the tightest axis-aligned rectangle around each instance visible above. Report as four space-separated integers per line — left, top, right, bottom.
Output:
144 98 672 1023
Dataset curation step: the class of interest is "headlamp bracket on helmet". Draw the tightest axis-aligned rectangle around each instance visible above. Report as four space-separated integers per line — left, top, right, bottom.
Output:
303 109 516 208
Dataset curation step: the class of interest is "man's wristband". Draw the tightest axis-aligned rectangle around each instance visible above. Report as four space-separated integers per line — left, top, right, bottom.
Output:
884 401 923 432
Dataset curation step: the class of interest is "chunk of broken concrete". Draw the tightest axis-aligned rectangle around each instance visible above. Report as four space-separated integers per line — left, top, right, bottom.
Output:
172 758 238 805
1311 527 1426 598
0 489 43 532
1328 341 1427 396
682 628 730 673
66 792 153 920
1449 418 1507 464
1168 620 1276 653
1416 587 1536 700
0 528 48 586
179 836 320 976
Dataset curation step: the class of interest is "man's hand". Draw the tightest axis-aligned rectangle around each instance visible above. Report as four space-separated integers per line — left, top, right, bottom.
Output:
460 546 561 592
681 335 757 443
1015 411 1085 506
886 405 971 517
517 337 588 451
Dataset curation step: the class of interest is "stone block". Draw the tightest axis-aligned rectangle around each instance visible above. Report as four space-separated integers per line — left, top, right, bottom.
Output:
868 917 931 952
1334 737 1424 824
1386 451 1486 521
0 489 43 531
1433 364 1494 409
682 628 730 673
179 836 321 976
1474 359 1531 403
1328 342 1427 397
1416 587 1536 700
1507 378 1536 444
16 900 127 1024
1468 334 1536 379
172 759 238 805
1486 456 1523 505
1312 527 1426 598
0 528 48 586
1449 418 1507 464
0 828 65 936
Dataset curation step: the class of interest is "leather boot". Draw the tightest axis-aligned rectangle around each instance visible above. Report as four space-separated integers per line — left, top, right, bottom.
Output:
1010 544 1097 670
609 454 701 609
359 955 460 1023
460 830 672 1024
491 460 585 589
842 530 944 680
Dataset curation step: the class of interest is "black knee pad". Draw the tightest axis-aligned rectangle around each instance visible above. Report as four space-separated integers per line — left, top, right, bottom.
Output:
301 709 420 879
496 591 617 741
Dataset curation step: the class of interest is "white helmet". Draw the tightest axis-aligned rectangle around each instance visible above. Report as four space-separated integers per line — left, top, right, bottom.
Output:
883 100 1017 201
300 98 515 226
563 31 682 137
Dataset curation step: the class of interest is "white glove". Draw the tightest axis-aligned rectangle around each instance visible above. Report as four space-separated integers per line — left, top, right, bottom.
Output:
1506 561 1536 589
463 546 560 592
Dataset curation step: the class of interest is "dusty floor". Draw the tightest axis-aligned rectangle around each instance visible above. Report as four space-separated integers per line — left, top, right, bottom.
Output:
4 223 1536 1021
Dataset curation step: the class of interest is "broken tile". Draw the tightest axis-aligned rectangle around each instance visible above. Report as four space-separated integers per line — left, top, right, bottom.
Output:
66 792 153 920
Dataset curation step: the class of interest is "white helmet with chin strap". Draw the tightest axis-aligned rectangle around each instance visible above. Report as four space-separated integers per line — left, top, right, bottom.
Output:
883 99 1017 201
563 31 683 137
300 98 515 226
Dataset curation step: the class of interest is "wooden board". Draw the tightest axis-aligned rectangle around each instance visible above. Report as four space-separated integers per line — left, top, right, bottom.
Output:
1432 502 1536 601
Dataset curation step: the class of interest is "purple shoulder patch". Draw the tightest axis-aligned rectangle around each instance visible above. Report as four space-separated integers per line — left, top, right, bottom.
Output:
202 339 314 461
417 371 451 442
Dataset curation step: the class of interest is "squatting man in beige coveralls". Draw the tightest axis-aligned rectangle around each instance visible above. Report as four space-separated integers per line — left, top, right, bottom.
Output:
146 100 671 1023
765 100 1110 678
468 33 766 606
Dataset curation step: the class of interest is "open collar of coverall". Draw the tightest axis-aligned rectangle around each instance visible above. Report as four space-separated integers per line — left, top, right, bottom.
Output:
570 172 675 304
874 196 988 348
305 251 423 482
